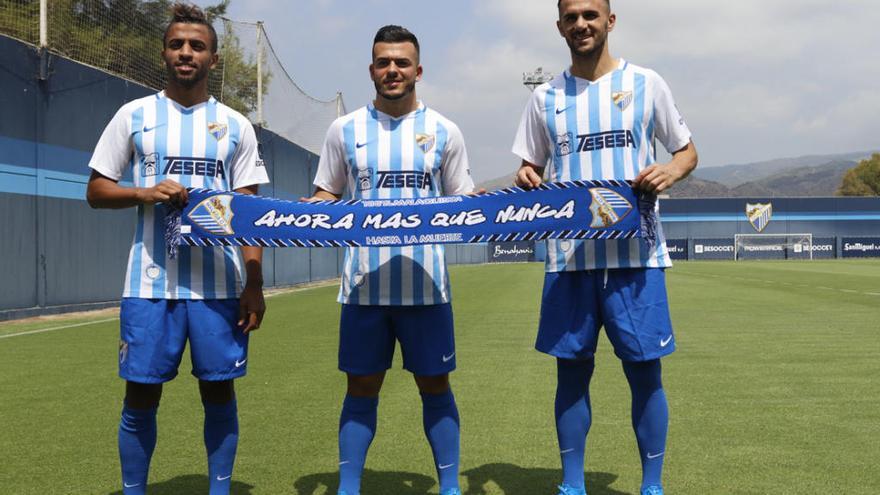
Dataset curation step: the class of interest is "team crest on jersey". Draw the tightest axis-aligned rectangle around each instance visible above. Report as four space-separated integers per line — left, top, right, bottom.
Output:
357 167 374 191
188 194 235 235
208 122 228 141
612 91 633 111
416 134 436 153
555 132 574 157
141 152 158 177
588 187 633 228
746 203 772 232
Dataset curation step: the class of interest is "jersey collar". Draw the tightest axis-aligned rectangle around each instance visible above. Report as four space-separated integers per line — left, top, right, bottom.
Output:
564 58 628 84
157 90 215 113
368 101 426 121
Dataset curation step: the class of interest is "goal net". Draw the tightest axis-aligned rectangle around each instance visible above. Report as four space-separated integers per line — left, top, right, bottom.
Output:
734 233 814 261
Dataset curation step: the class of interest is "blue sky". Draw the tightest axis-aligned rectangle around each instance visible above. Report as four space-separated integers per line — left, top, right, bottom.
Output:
207 0 880 183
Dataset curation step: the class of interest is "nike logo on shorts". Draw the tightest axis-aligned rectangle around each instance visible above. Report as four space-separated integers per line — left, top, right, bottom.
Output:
442 352 455 363
235 358 247 368
660 336 673 347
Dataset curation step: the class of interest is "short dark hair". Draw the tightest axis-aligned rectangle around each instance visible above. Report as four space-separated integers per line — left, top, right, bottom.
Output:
373 25 420 56
164 2 218 53
557 0 611 10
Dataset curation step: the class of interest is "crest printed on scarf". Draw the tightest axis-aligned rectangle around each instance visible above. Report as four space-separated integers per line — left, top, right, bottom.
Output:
588 187 633 228
746 202 772 232
207 122 228 141
612 91 633 111
415 133 436 153
189 194 235 235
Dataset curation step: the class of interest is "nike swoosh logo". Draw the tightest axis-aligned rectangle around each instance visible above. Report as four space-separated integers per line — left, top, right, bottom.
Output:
356 142 368 149
560 448 575 454
124 482 141 488
216 474 232 481
235 358 247 368
555 107 568 115
660 336 673 347
142 124 166 133
647 451 665 459
442 352 455 363
339 460 350 465
438 463 455 470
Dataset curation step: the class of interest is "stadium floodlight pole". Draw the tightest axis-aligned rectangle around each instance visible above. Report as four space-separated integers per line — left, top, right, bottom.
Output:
523 67 553 92
256 21 264 127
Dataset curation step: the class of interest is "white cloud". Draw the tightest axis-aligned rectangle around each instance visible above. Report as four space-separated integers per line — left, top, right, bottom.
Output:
217 0 880 180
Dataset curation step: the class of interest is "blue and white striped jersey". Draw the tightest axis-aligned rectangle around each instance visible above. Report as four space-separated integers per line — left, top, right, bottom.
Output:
512 59 692 272
88 91 270 299
315 103 474 306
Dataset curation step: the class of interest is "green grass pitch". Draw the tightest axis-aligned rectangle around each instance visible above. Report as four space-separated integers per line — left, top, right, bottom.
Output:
1 260 878 494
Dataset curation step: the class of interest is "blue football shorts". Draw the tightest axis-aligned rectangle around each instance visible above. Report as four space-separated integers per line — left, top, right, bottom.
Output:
338 303 455 377
536 268 675 362
118 298 248 383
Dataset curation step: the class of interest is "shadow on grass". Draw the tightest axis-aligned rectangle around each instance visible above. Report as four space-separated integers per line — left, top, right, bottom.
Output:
463 463 627 495
108 474 255 495
293 465 627 495
294 469 436 494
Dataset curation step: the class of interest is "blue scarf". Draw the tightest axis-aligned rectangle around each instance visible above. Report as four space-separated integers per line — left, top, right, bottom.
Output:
166 180 656 257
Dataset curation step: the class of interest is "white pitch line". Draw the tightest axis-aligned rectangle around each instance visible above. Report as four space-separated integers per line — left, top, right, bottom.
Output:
0 317 118 340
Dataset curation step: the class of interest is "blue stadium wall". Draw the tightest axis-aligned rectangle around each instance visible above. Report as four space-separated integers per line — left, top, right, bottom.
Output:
660 197 880 260
0 35 485 319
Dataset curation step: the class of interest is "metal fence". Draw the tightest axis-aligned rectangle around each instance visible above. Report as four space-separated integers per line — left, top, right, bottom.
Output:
0 0 343 154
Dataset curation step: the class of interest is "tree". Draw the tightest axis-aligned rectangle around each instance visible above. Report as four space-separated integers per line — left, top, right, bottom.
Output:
0 0 267 116
838 153 880 196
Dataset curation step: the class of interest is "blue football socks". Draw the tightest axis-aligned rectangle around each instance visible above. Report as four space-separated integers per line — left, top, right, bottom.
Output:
554 358 595 490
622 360 668 491
338 395 379 495
421 389 461 492
118 403 158 495
203 399 239 495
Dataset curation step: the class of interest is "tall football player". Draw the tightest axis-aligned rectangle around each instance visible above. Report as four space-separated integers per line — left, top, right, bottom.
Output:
512 1 698 494
307 25 475 495
86 4 268 494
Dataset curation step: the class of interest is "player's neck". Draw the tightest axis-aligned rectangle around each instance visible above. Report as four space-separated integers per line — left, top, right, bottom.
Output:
373 92 419 119
569 49 618 82
164 81 210 108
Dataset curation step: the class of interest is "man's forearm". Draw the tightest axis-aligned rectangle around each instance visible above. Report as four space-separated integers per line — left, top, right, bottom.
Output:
667 141 698 183
87 180 147 209
241 246 264 288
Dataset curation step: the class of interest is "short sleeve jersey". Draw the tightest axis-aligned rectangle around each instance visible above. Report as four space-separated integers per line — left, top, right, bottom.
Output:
88 91 270 299
512 59 692 272
314 102 474 306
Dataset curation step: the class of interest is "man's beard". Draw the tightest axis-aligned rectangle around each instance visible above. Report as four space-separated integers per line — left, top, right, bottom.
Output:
166 63 209 89
567 32 607 59
374 79 416 101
